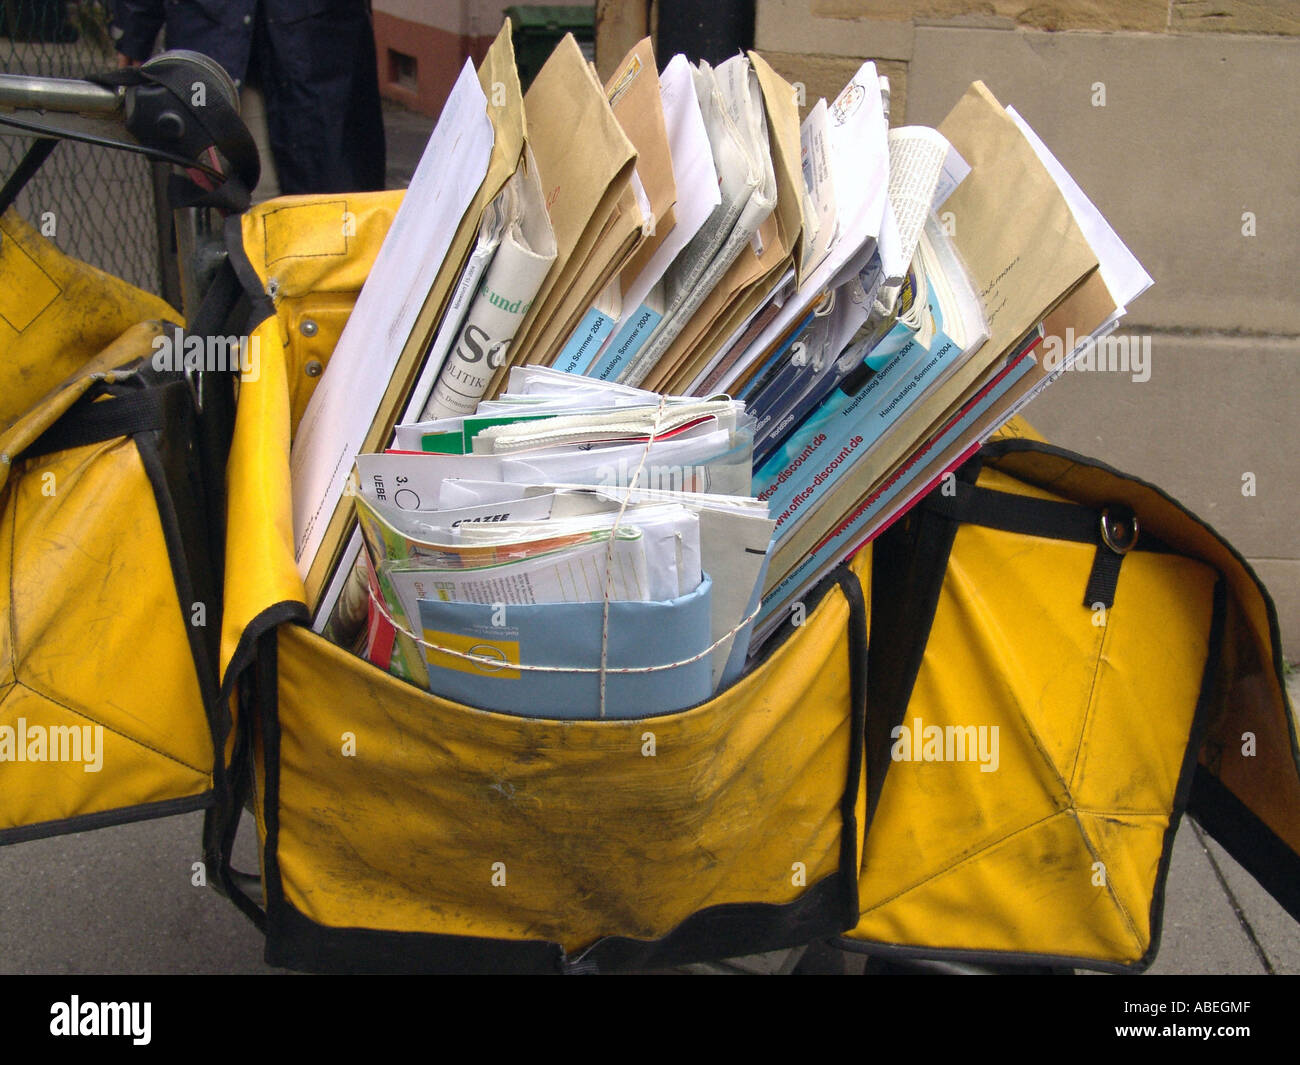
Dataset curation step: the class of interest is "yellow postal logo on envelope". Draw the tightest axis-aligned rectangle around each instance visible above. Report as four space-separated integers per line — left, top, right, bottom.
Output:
423 629 521 679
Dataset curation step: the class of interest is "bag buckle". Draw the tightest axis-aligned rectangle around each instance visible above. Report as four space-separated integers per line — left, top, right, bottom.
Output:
1099 505 1139 555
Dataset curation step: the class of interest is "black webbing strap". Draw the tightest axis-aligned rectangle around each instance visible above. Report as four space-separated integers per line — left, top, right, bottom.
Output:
1085 548 1125 611
211 678 268 934
923 480 1170 610
21 380 190 461
923 480 1101 544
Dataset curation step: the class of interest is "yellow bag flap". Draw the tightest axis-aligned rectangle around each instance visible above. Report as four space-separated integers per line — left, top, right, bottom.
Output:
220 314 307 682
849 459 1219 965
0 208 176 431
983 442 1300 869
3 397 213 832
237 191 403 301
221 193 407 681
0 322 166 494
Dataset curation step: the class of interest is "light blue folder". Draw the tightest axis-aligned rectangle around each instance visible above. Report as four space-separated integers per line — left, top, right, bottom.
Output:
417 575 714 718
555 306 617 375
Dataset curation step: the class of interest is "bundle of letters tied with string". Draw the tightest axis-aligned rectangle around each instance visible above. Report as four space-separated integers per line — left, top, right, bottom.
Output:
290 21 1151 718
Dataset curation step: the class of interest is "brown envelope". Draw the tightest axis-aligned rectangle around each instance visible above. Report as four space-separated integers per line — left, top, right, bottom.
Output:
519 37 685 369
606 37 677 291
486 33 639 392
750 52 805 285
524 178 642 368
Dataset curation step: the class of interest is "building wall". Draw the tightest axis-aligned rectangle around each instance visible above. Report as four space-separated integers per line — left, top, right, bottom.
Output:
371 0 559 116
596 0 1300 658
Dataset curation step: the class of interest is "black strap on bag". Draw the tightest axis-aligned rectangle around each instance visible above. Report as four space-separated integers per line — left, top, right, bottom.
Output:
209 630 276 936
13 268 239 470
21 382 184 460
921 478 1170 610
860 461 973 825
182 256 243 551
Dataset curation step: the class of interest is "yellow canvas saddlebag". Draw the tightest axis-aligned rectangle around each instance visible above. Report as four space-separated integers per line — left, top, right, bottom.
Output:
212 192 1299 973
843 441 1300 971
0 208 230 842
214 193 871 972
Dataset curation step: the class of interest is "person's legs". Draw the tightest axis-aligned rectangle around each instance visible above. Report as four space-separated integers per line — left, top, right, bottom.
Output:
238 81 282 204
255 2 386 195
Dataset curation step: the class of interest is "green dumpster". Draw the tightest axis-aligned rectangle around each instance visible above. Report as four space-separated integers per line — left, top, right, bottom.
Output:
506 5 596 91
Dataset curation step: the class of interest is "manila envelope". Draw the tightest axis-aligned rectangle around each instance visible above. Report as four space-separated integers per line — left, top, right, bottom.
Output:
606 37 678 294
750 52 805 285
488 34 638 392
517 45 675 368
526 176 643 368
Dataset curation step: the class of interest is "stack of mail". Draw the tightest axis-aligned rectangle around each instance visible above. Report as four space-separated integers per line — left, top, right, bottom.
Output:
332 368 773 718
286 22 1152 714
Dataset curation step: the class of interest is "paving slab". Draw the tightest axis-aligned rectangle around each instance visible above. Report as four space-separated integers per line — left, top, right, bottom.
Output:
1146 816 1268 975
0 811 277 975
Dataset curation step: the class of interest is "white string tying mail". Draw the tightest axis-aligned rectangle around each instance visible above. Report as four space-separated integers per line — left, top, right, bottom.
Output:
367 393 760 718
365 587 764 684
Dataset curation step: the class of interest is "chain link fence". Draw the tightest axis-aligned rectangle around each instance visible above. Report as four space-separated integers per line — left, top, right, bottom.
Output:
2 0 170 301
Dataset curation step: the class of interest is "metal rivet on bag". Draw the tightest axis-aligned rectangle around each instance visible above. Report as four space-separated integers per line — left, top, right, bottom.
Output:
1099 505 1138 554
300 319 318 338
305 360 323 378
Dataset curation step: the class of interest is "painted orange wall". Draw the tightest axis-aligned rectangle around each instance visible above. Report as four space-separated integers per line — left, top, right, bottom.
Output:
372 10 497 117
